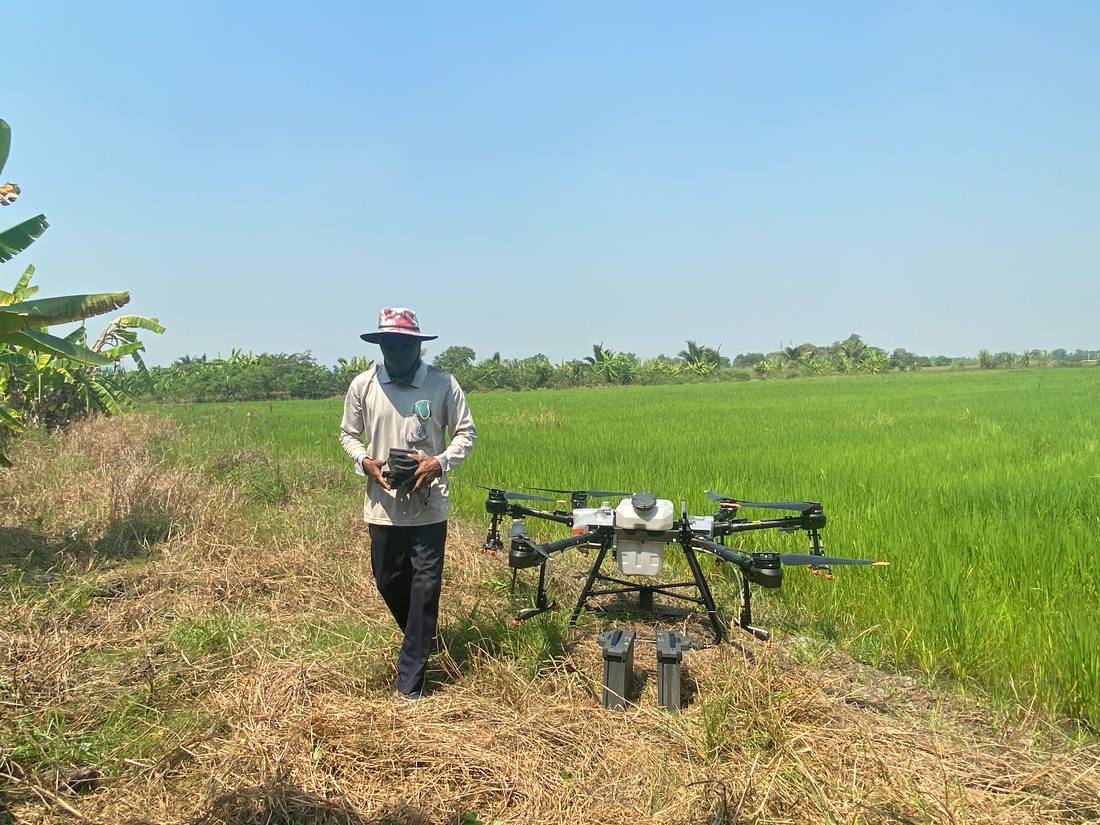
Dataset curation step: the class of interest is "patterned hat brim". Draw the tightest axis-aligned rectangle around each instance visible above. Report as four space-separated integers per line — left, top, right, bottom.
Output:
360 329 438 343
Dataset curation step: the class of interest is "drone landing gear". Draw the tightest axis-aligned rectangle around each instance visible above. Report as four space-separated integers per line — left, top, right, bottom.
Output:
511 560 557 625
569 543 726 644
480 514 504 556
737 572 771 642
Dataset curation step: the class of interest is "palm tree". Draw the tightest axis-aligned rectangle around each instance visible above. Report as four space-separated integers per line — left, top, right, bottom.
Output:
678 340 706 365
678 340 722 374
838 334 867 362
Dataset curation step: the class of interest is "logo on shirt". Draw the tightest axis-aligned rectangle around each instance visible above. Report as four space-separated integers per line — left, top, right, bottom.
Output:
414 399 431 420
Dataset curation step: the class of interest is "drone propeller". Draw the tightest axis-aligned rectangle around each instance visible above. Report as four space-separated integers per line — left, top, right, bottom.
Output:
778 553 888 567
528 487 634 499
455 479 557 503
705 490 821 514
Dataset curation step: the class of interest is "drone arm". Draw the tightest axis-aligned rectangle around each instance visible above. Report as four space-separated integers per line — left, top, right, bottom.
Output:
523 529 602 557
691 537 773 641
502 502 574 525
713 511 825 537
692 536 752 570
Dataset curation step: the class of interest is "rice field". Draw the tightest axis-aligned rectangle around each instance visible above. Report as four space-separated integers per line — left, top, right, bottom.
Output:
157 367 1100 728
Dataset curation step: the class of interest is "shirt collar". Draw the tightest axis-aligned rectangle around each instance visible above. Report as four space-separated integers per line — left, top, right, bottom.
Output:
378 360 428 388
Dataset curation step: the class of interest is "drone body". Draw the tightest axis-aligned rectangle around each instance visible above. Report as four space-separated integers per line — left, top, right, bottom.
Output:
470 484 887 644
571 495 681 577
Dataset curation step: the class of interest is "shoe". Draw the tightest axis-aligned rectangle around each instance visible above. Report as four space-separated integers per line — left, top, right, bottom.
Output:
394 688 424 702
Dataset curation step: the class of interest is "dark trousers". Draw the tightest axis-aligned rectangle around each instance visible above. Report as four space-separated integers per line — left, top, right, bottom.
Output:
368 520 447 695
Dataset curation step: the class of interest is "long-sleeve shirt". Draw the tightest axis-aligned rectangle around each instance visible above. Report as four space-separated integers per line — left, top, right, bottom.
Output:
339 361 476 526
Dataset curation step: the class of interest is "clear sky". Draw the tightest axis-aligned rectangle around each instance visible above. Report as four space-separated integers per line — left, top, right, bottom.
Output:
5 2 1097 366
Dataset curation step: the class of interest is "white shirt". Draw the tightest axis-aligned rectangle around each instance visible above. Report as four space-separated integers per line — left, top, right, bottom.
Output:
338 362 477 526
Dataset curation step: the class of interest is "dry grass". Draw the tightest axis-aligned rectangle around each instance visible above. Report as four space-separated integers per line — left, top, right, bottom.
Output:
1 414 1098 824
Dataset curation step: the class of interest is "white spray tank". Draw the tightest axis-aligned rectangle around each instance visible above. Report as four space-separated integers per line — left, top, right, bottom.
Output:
614 492 674 576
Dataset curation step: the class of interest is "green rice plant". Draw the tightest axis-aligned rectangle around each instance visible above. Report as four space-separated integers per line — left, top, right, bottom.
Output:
156 368 1100 728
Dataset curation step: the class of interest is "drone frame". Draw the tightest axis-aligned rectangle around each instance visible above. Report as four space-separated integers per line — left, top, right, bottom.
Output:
479 488 842 644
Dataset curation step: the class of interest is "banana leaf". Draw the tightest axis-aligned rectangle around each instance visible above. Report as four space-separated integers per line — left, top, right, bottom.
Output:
0 291 129 334
13 265 36 298
92 383 124 415
91 376 125 415
0 214 48 263
102 341 145 361
0 401 22 433
93 314 163 351
0 119 10 177
0 329 114 365
112 315 165 334
0 350 28 367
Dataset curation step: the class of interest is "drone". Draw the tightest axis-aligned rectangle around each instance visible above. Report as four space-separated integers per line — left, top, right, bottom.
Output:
468 483 888 644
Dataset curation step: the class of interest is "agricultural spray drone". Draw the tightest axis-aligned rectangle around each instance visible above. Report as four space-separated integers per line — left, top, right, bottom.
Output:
471 484 887 644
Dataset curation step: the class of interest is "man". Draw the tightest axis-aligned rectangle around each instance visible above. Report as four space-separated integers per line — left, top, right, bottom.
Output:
338 307 477 700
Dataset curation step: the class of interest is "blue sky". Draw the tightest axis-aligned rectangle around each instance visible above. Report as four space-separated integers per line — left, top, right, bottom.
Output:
5 2 1097 366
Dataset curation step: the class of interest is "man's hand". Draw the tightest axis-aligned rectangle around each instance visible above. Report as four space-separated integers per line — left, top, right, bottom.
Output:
361 457 393 490
411 452 443 491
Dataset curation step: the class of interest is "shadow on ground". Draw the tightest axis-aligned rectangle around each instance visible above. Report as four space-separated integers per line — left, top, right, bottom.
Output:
0 787 14 825
0 506 175 573
167 783 456 825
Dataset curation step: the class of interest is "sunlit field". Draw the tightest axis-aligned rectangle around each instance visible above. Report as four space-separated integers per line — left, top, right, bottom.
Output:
156 367 1100 727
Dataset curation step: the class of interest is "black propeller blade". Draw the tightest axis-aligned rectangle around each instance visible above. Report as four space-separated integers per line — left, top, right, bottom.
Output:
455 479 557 503
779 553 888 567
529 487 634 498
705 490 821 514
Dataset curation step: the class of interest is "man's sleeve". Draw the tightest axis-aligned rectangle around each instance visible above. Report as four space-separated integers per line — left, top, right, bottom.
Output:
339 376 370 476
435 377 477 474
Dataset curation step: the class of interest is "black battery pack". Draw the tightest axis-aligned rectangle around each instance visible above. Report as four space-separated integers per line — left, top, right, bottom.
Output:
597 628 636 710
656 629 699 711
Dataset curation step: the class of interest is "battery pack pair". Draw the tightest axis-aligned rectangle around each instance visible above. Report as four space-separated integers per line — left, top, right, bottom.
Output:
597 628 701 711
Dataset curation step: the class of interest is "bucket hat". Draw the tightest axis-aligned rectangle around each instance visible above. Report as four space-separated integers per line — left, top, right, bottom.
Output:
360 307 438 343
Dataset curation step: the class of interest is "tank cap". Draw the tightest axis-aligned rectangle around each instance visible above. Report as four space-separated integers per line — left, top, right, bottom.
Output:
631 491 657 512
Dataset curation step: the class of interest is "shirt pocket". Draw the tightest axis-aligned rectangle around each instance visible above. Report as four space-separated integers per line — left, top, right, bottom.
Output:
403 415 432 447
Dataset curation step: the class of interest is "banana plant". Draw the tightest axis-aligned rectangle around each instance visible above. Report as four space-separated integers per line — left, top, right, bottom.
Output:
8 308 162 420
3 310 163 428
0 117 160 465
0 119 48 263
0 265 129 365
0 118 126 368
0 269 159 463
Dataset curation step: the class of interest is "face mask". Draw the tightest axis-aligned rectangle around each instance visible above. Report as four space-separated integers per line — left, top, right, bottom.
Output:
380 339 422 385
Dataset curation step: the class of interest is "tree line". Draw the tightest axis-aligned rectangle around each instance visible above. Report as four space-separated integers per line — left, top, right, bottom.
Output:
117 334 1095 404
